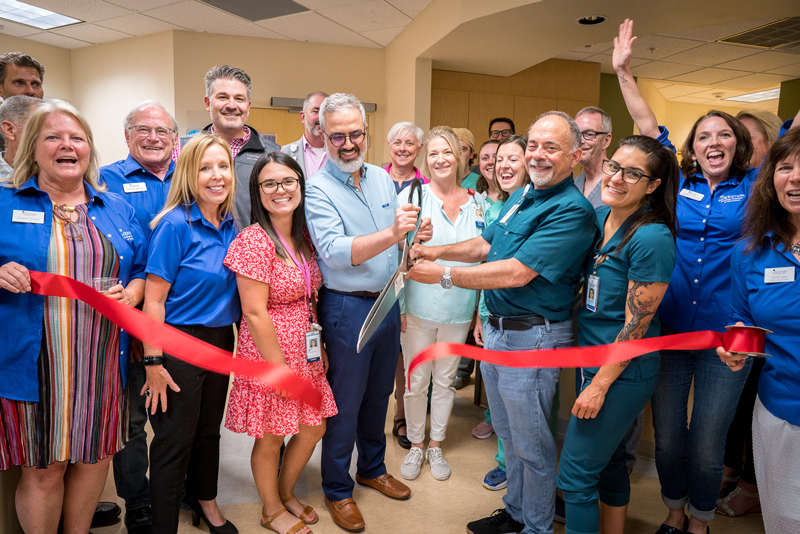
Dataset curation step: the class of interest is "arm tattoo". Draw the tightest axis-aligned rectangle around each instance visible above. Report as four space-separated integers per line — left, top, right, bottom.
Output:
619 74 628 83
616 281 659 351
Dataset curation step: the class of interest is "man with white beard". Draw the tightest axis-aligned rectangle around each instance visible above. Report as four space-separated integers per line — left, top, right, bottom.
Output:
573 106 613 208
281 91 328 181
305 93 432 532
408 111 597 534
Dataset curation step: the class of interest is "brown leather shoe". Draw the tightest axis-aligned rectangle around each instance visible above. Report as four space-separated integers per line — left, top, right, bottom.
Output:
355 473 411 500
324 497 365 532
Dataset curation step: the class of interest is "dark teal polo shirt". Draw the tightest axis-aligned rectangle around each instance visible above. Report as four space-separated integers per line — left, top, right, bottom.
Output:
482 176 597 321
578 206 676 380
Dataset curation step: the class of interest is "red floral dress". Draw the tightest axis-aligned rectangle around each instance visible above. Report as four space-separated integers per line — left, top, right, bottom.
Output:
224 225 337 437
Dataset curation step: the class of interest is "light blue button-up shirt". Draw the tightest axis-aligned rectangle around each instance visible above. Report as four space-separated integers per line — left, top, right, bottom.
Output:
305 159 399 292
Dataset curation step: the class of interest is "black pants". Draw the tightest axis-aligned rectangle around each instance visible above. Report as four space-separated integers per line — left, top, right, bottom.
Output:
149 324 234 534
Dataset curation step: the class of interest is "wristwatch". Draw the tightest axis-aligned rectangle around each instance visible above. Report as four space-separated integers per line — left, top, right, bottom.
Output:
440 267 453 290
143 355 165 366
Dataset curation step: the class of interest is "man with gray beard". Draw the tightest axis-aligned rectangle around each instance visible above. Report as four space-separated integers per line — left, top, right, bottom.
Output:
305 93 431 532
408 112 596 534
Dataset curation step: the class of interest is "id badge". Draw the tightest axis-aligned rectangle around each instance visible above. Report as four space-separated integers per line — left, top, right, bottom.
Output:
586 275 599 312
475 216 485 229
306 329 321 363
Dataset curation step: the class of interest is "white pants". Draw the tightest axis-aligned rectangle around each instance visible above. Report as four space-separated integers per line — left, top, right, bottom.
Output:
401 315 470 444
753 396 800 534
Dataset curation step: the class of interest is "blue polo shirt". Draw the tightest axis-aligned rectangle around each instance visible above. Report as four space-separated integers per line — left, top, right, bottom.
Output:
729 236 800 426
578 206 676 380
305 159 399 292
146 203 240 327
100 154 175 242
482 177 597 321
0 177 147 401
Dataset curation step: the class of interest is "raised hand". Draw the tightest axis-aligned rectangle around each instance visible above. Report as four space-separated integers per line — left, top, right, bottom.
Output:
612 18 637 73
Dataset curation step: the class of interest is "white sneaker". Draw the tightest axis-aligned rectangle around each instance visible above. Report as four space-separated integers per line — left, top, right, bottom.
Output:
400 447 425 480
426 447 451 481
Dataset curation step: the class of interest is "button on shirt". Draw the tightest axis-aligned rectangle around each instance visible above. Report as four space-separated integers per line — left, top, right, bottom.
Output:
303 134 328 178
146 203 240 327
482 177 597 321
100 154 175 242
398 184 488 324
729 236 800 426
578 206 676 380
0 177 147 401
305 159 399 293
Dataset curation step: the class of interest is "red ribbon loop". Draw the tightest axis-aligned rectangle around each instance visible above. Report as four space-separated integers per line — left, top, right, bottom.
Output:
28 271 322 410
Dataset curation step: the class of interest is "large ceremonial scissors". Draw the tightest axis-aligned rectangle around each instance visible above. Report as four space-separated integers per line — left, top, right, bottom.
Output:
357 178 423 353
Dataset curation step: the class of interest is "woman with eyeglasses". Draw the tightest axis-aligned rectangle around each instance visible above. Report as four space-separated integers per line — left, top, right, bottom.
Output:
614 19 799 534
224 152 337 534
143 133 241 534
557 136 679 534
0 101 147 533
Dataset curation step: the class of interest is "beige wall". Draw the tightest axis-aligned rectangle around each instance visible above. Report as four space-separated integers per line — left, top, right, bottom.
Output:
0 34 72 102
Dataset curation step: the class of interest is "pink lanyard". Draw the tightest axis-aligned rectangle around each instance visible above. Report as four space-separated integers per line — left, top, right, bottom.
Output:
273 227 315 324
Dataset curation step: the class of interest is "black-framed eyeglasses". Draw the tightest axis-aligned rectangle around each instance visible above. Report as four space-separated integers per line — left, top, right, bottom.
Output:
489 129 513 139
129 125 175 139
581 130 609 141
259 178 299 195
325 130 365 147
602 160 653 184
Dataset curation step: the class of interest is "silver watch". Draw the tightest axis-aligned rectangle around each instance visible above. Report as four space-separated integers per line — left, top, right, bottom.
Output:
440 267 453 290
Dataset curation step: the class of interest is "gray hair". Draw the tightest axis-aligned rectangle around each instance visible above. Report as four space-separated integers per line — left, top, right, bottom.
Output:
123 100 179 134
0 95 43 142
534 111 582 152
319 93 366 133
387 121 423 145
576 106 612 134
303 91 329 114
204 65 251 100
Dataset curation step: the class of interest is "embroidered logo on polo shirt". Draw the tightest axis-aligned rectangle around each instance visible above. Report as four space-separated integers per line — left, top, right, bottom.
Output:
120 230 134 242
718 193 745 204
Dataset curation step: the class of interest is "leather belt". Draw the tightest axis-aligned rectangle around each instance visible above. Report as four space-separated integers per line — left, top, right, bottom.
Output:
324 288 381 299
488 314 546 331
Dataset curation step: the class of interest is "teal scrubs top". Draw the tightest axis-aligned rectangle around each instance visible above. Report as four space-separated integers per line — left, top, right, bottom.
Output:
460 172 480 191
578 206 676 380
482 177 597 321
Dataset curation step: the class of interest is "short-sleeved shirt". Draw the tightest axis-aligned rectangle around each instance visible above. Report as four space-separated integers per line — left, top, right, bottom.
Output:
100 154 175 242
460 172 480 191
398 184 487 324
482 176 597 320
305 159 399 292
578 206 676 380
729 236 800 426
146 203 240 327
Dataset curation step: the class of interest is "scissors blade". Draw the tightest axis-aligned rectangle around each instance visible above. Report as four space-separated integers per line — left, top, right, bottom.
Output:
357 266 404 353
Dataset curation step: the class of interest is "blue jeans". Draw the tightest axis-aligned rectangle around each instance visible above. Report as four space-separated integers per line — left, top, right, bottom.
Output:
113 358 150 510
481 317 572 534
652 326 752 521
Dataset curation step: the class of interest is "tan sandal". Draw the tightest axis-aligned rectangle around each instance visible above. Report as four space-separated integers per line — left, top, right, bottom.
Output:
716 486 762 517
261 506 311 534
281 494 319 525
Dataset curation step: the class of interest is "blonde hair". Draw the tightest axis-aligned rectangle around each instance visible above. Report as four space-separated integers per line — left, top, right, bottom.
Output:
422 126 467 185
736 109 783 149
150 133 235 229
8 100 103 191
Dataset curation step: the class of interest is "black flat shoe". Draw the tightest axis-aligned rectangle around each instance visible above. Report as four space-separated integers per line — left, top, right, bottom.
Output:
189 498 238 534
655 515 688 534
91 502 121 527
392 418 412 449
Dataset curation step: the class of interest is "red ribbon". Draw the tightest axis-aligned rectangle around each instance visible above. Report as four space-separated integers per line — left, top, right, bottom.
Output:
29 271 322 410
408 327 766 387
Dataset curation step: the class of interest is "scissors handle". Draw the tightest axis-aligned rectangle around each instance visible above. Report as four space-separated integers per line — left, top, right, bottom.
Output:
406 177 423 246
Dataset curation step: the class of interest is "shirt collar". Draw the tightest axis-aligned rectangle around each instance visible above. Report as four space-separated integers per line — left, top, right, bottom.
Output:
123 154 176 179
186 202 234 225
384 163 422 180
324 157 367 186
208 125 251 145
15 175 105 205
529 174 574 200
686 171 740 187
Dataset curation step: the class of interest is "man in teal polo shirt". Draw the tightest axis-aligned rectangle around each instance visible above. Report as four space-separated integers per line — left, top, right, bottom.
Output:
409 111 597 534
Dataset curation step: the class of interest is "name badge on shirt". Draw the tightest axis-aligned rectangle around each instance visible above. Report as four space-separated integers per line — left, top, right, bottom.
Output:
12 210 45 224
306 330 321 362
123 182 148 193
679 189 704 202
475 205 485 228
586 275 600 312
764 267 795 284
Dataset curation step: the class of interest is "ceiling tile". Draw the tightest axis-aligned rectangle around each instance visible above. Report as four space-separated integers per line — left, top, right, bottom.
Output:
294 0 368 8
669 96 713 104
682 88 747 99
24 0 130 23
714 73 794 90
0 19 43 37
650 81 671 88
716 51 800 73
554 51 593 61
359 25 403 47
257 11 350 40
211 23 289 40
668 67 750 85
317 0 410 33
313 32 381 48
386 0 432 18
103 0 183 11
766 63 800 77
24 32 92 49
658 84 708 97
96 13 185 35
660 19 783 42
143 1 246 32
583 54 649 70
662 43 761 67
52 22 133 43
569 42 612 54
629 35 705 61
630 61 701 79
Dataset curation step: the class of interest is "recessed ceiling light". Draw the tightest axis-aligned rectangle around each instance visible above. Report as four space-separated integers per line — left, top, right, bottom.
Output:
724 88 781 103
577 16 606 26
0 0 81 30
